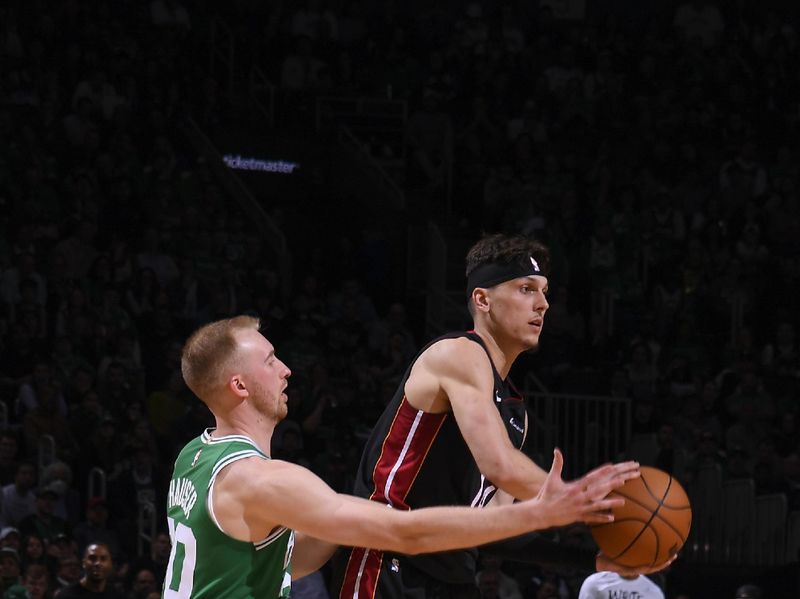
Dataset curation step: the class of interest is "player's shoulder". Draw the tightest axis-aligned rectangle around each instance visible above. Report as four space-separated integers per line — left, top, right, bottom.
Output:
216 454 300 500
421 334 490 367
580 571 622 591
640 575 665 595
582 571 617 585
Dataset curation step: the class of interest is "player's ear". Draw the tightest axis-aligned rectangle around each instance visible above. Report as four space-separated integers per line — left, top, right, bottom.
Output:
229 375 248 397
472 288 490 313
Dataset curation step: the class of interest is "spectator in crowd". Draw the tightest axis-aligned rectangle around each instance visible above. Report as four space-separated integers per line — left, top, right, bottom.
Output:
128 533 169 590
126 568 157 599
54 552 82 593
56 543 120 599
0 530 20 555
0 463 37 528
0 434 20 487
0 547 21 596
73 498 122 562
7 563 50 599
18 484 69 547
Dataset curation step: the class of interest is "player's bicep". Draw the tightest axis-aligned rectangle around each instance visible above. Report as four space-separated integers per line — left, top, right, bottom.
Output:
233 460 399 549
429 342 517 474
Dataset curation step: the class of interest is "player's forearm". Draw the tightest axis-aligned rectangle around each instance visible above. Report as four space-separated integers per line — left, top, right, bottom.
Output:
380 501 553 555
482 450 548 500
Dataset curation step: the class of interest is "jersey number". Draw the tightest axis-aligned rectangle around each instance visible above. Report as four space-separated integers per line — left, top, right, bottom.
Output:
165 517 197 598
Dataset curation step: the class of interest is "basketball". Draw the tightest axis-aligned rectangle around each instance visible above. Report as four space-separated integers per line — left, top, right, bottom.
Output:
590 466 692 568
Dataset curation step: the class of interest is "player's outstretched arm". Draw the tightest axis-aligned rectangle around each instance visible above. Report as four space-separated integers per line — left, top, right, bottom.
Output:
213 449 633 559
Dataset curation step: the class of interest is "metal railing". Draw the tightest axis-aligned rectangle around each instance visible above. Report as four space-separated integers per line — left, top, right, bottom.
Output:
88 467 107 501
182 117 292 298
209 18 235 98
522 391 631 480
338 124 405 210
38 434 55 475
423 221 471 336
138 500 158 557
249 65 275 129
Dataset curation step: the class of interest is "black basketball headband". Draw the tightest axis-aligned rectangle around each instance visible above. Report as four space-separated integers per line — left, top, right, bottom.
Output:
466 256 548 297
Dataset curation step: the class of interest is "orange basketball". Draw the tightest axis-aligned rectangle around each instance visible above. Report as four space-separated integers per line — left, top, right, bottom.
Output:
590 466 692 568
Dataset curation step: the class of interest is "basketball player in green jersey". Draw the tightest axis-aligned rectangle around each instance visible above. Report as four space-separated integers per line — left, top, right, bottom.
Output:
164 315 640 598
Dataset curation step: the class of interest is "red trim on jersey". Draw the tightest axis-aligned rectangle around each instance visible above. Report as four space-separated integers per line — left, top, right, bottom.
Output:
369 396 447 509
339 547 384 599
341 397 446 599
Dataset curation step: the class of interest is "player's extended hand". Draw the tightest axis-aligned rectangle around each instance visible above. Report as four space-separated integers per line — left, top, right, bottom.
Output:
596 551 678 576
532 449 640 528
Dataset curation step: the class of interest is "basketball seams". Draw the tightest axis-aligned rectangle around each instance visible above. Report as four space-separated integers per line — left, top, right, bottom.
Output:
603 499 662 562
640 469 671 505
652 511 690 544
591 467 692 568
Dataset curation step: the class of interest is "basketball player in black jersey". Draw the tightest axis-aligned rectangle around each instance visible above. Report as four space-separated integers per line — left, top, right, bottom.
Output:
336 233 672 599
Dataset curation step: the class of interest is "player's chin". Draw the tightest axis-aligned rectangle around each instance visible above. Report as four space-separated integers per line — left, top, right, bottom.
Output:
521 335 541 352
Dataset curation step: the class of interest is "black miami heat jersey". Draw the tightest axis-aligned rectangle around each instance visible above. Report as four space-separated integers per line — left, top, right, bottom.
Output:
339 331 528 597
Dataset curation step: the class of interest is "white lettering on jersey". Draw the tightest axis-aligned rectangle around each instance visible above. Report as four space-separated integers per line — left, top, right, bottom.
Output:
168 478 198 519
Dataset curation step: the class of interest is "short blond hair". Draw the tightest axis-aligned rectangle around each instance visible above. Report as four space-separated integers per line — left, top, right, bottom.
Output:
181 316 261 400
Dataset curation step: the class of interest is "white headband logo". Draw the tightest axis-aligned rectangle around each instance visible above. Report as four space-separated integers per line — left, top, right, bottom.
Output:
530 256 540 272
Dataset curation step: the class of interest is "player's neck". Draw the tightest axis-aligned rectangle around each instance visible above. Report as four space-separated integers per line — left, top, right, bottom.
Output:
471 326 521 379
213 414 275 457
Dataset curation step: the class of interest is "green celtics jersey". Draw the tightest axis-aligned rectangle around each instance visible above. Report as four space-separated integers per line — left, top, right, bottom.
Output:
164 429 294 598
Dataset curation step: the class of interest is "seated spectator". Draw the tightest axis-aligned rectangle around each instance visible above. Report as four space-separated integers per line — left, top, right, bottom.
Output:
19 533 48 574
782 452 800 510
22 379 78 462
150 0 191 30
475 555 523 599
128 568 158 599
0 529 19 555
11 562 50 599
673 0 724 47
760 321 799 378
16 361 67 419
0 547 21 596
0 433 19 489
39 461 81 525
624 343 660 402
72 498 121 562
18 484 70 547
54 552 81 593
128 532 169 589
0 462 37 527
55 543 117 599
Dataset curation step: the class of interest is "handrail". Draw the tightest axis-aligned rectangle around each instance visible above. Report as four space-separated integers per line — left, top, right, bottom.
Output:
523 391 631 479
209 18 235 98
338 124 405 209
183 117 292 298
249 65 275 129
425 221 447 337
442 117 454 217
137 500 158 557
88 467 107 500
38 434 55 475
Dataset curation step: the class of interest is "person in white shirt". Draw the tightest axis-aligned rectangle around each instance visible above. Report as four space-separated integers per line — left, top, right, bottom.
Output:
579 572 664 599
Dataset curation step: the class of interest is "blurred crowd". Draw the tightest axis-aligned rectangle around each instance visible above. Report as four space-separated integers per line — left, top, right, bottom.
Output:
1 0 799 598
